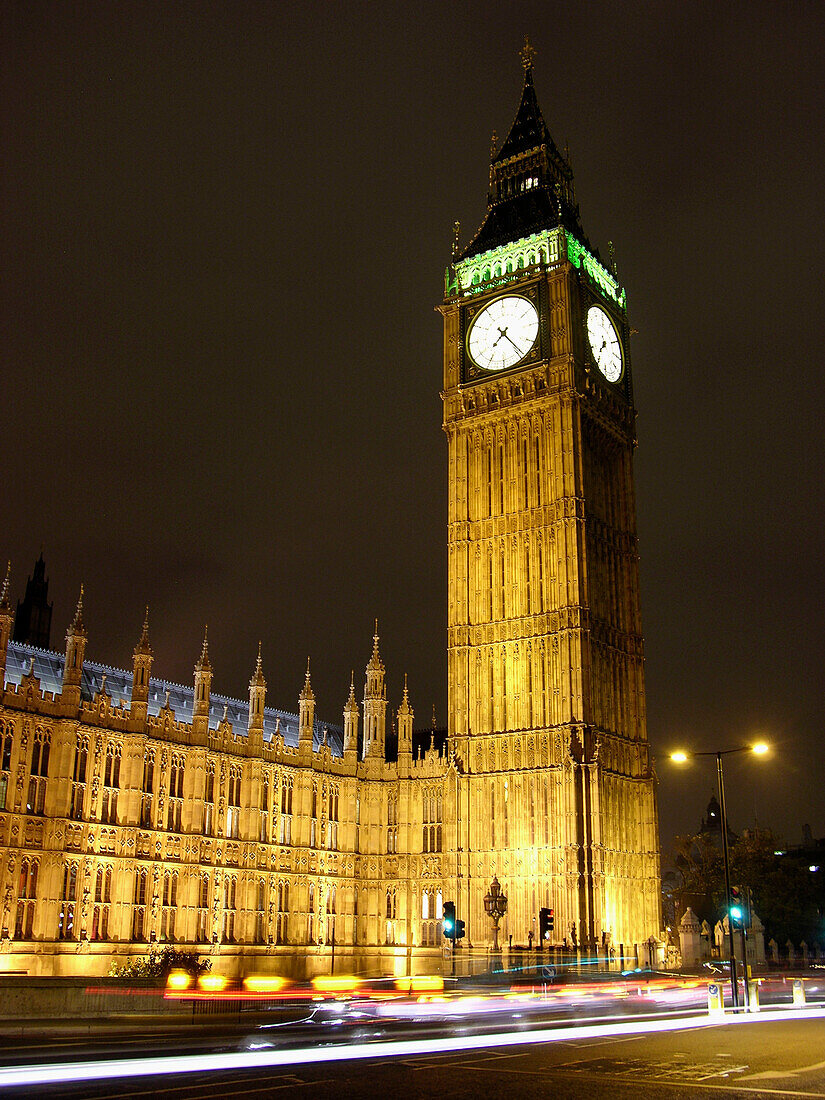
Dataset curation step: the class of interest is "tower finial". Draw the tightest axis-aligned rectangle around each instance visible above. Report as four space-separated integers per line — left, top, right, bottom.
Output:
196 625 211 671
0 561 10 611
70 584 85 633
520 34 536 73
134 605 152 656
300 657 315 703
250 641 265 688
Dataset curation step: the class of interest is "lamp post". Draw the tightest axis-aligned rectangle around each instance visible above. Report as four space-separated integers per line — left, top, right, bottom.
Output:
671 742 768 1010
483 876 508 956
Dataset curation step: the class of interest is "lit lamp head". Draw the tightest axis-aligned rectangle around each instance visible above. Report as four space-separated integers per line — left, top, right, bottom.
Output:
670 751 689 764
751 742 769 756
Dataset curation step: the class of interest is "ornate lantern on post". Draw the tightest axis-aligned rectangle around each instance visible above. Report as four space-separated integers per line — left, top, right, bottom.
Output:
483 876 508 953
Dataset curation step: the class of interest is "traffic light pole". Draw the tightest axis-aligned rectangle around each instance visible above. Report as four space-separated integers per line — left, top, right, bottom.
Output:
716 752 740 1009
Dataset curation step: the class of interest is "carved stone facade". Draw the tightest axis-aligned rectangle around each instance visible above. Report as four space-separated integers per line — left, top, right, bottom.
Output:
0 599 451 978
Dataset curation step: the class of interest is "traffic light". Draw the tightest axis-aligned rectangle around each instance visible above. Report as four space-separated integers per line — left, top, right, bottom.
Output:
454 919 466 941
443 901 456 939
729 885 744 927
539 907 555 942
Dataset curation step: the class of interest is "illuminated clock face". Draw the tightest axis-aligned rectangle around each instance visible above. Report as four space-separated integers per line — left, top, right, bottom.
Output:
467 295 539 371
587 305 623 382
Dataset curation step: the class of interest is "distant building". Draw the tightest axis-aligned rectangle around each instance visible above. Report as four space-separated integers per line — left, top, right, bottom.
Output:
12 554 52 651
699 793 737 848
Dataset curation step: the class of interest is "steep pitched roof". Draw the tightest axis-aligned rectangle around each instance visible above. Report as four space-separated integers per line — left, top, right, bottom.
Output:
458 58 589 263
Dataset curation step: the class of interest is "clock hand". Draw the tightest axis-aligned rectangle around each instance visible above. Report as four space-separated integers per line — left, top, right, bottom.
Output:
502 331 525 356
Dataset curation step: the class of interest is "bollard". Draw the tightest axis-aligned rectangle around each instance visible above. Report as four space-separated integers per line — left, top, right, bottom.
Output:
747 980 759 1012
707 982 724 1014
793 978 806 1006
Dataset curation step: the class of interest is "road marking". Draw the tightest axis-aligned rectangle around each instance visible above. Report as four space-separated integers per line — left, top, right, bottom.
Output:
743 1058 825 1081
697 1064 748 1080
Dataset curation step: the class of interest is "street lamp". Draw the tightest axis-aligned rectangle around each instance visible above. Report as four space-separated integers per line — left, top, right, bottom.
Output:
670 742 769 1009
483 876 508 954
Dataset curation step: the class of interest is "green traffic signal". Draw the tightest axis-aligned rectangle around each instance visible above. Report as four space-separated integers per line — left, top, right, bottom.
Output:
443 901 456 939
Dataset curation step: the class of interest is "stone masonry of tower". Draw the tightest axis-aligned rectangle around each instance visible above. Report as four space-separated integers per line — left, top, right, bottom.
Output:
439 47 661 953
0 52 661 979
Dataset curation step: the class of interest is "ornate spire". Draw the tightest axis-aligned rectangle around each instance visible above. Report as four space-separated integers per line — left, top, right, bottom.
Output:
195 625 210 672
398 672 412 718
458 35 583 263
250 641 266 688
299 656 315 702
133 606 152 657
366 619 385 674
68 585 86 636
519 34 536 73
0 561 10 613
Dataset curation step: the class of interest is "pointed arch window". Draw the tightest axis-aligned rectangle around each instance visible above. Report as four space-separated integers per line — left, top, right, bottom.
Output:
275 880 289 945
92 865 111 941
161 870 178 941
0 723 12 811
222 875 236 943
132 868 147 940
58 862 77 940
196 873 210 942
203 760 215 835
141 752 155 828
27 728 50 814
71 736 89 820
307 883 315 944
167 754 185 833
422 787 443 853
226 766 241 839
101 742 121 825
13 859 38 939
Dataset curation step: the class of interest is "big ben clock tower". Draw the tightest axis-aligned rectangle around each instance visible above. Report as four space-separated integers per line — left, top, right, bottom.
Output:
441 41 661 951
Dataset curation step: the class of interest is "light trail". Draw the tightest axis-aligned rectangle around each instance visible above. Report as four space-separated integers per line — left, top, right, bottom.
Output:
0 1004 821 1090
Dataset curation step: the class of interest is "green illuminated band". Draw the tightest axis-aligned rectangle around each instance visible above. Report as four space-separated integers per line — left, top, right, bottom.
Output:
445 228 626 310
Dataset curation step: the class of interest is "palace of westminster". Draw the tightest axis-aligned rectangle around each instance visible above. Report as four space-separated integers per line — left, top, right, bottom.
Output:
0 47 661 978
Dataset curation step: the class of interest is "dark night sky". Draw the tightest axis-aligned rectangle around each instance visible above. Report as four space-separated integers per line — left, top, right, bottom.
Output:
3 1 824 855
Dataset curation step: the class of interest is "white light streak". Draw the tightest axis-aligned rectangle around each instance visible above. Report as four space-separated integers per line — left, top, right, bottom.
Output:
0 1005 821 1090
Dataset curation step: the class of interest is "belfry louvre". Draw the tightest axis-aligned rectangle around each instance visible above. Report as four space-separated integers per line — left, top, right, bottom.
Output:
0 51 660 978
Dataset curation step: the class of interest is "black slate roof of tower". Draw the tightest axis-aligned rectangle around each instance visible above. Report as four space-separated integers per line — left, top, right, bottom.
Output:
493 67 556 165
457 65 590 263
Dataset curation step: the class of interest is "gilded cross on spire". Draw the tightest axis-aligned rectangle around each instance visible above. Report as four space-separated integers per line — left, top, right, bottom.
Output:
520 35 536 72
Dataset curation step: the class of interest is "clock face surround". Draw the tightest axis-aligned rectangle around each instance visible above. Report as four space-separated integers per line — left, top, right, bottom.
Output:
586 305 623 383
467 295 539 372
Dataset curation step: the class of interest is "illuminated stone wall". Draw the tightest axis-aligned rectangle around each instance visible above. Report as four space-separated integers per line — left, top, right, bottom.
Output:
441 245 661 954
0 608 451 978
